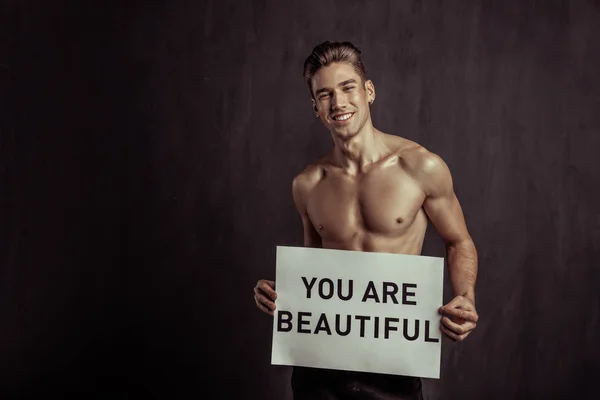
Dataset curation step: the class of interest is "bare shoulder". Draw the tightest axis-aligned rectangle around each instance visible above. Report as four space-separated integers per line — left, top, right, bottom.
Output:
292 156 327 210
387 135 453 196
292 161 323 191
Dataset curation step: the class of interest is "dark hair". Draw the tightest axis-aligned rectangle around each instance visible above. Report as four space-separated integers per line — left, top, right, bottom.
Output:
303 41 368 96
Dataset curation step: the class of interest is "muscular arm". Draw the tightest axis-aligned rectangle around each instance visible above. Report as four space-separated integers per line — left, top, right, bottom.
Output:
292 174 323 248
417 152 478 303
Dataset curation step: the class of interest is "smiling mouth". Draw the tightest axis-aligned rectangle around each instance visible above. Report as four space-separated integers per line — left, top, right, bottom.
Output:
332 112 354 122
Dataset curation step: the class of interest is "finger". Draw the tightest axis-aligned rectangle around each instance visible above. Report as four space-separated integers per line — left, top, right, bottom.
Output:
440 324 469 342
439 307 479 323
256 279 276 290
254 286 278 304
441 316 476 335
254 295 274 316
257 281 278 300
259 294 276 311
254 291 276 311
444 296 475 310
256 301 274 316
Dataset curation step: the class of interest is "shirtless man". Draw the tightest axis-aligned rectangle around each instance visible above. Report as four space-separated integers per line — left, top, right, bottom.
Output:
254 41 479 400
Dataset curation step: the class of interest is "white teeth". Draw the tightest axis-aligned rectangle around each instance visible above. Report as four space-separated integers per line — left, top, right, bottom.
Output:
334 113 353 121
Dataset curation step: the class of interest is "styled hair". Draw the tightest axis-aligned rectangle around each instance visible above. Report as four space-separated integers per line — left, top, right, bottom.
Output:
303 41 368 96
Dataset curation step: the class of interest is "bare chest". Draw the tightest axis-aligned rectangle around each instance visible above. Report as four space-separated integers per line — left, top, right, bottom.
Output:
306 168 426 243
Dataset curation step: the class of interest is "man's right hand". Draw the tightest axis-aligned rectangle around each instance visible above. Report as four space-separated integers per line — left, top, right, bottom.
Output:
254 279 277 316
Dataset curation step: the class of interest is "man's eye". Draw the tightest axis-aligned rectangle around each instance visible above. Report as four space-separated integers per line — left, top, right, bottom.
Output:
344 86 355 91
319 94 329 100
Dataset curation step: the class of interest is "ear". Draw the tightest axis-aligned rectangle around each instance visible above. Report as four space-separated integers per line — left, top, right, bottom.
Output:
312 98 318 115
365 80 376 104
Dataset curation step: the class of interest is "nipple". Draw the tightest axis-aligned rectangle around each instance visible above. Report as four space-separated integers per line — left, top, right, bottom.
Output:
396 217 404 224
318 225 324 230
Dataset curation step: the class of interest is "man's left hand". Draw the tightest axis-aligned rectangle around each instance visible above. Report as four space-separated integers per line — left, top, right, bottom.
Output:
438 295 478 341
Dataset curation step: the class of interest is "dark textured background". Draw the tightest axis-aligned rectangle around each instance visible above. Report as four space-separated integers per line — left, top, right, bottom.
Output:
2 0 599 398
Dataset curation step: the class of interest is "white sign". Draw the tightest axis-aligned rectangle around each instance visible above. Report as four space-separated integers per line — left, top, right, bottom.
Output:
271 246 444 379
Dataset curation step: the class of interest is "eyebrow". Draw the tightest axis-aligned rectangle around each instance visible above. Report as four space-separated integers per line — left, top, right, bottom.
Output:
314 79 359 96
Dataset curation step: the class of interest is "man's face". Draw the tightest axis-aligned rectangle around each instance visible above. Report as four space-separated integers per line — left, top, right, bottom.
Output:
311 62 375 140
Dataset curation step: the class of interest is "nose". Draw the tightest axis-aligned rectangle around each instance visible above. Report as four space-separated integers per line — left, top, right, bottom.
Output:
331 91 347 110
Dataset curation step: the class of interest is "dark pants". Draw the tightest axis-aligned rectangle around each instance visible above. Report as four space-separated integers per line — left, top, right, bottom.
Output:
291 367 424 400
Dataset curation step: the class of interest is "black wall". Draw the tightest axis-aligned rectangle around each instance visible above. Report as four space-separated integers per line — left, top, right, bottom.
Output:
2 0 599 398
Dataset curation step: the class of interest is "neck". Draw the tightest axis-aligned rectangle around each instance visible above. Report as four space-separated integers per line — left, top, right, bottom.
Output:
331 122 390 173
